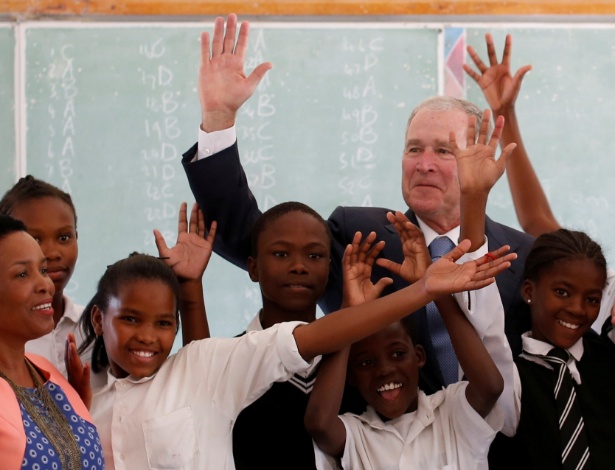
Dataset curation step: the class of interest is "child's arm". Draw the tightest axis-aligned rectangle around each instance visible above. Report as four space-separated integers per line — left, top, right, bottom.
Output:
436 296 503 417
293 238 516 362
305 233 391 458
154 202 217 344
451 110 521 431
465 33 560 237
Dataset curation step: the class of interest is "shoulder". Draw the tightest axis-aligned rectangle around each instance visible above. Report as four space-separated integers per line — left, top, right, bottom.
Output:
27 354 92 422
485 217 535 251
328 206 398 232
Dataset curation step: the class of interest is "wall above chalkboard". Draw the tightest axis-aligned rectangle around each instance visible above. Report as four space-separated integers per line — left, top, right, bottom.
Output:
2 0 615 17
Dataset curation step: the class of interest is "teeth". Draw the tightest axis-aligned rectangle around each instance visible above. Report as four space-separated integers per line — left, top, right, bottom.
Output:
377 383 402 392
32 303 51 311
132 351 155 358
557 320 580 330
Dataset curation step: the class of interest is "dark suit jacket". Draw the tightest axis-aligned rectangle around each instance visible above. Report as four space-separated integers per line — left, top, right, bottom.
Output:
182 141 535 393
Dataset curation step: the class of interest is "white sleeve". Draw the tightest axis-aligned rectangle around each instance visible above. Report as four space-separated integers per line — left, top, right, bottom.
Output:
452 236 520 437
594 268 615 334
192 125 237 161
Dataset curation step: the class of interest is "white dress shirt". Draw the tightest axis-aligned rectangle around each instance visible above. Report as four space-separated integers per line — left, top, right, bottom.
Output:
91 321 312 470
315 382 503 470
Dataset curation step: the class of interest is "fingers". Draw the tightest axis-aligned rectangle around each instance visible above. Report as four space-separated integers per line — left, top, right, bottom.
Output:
223 13 238 55
153 228 169 257
486 32 498 66
513 64 532 85
375 257 402 277
177 202 188 235
501 34 512 66
206 220 218 245
247 62 274 90
443 239 471 263
477 109 491 145
211 16 225 57
200 31 211 63
234 19 249 58
186 202 197 235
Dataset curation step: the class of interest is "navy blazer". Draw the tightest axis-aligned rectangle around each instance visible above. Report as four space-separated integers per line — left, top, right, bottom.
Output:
183 141 535 393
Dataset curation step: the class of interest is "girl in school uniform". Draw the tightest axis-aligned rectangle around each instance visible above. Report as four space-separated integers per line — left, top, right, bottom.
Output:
497 229 615 469
68 201 513 469
0 175 87 377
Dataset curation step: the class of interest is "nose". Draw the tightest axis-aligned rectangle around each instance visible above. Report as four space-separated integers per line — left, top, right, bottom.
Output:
36 270 55 296
376 357 396 377
40 239 61 261
289 255 308 275
414 148 437 173
566 295 586 317
135 324 156 344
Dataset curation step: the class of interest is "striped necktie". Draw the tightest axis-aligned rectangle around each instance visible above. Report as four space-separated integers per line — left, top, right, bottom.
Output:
542 347 591 470
426 236 458 385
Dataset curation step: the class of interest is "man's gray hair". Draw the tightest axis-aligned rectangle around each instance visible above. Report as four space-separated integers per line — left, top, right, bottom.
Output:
407 96 487 139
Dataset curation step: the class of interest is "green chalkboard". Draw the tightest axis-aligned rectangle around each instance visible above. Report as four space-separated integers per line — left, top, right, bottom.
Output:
22 23 438 339
13 22 615 343
0 25 15 190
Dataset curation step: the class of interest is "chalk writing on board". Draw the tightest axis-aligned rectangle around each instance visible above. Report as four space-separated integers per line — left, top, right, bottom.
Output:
139 37 179 247
338 35 384 207
44 44 77 195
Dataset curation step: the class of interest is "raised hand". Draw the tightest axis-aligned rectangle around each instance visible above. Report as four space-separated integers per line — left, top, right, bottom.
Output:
342 231 393 307
451 109 516 197
154 202 217 281
65 333 91 409
376 211 430 283
464 33 532 116
199 14 273 131
423 242 516 296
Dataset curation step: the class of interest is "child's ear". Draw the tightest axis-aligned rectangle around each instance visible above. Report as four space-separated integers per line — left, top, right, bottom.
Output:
521 279 534 305
414 344 426 368
247 256 259 283
92 305 104 336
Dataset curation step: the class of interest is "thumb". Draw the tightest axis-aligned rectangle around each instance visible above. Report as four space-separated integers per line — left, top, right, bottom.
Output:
246 62 273 90
153 229 169 257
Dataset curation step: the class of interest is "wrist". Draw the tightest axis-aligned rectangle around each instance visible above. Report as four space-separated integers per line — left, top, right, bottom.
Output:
201 110 236 132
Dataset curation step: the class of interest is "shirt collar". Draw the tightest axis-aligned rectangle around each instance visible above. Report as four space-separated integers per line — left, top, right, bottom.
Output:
246 310 264 333
415 217 460 249
521 331 584 362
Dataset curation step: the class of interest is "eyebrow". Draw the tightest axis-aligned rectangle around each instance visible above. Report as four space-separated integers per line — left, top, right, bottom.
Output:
405 138 452 148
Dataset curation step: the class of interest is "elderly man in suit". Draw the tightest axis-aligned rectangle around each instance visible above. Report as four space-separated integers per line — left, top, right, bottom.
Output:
182 15 534 393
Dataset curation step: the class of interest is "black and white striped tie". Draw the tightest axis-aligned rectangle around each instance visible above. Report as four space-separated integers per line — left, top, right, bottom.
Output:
542 347 591 470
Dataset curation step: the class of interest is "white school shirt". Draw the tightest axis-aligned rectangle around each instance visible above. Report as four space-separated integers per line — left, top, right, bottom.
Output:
90 321 312 470
25 295 92 378
315 381 503 470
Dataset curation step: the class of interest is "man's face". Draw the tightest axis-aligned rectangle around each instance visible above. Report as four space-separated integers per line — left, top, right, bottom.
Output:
401 108 469 232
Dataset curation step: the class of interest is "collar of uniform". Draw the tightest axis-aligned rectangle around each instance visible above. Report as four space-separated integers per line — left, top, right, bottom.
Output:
415 217 460 248
245 309 321 379
349 388 444 435
521 331 584 363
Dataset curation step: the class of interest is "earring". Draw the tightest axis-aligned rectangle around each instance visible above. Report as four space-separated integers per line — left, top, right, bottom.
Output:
527 298 532 304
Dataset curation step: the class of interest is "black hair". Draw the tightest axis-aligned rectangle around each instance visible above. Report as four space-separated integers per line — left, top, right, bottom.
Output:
399 313 421 347
0 214 28 242
78 253 181 373
523 229 607 283
249 201 331 257
0 175 78 227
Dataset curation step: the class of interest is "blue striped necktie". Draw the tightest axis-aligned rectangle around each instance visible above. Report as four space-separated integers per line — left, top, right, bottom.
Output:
541 347 591 470
426 236 458 385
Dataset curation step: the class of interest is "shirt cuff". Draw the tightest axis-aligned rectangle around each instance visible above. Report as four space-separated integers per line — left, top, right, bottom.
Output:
194 125 237 161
